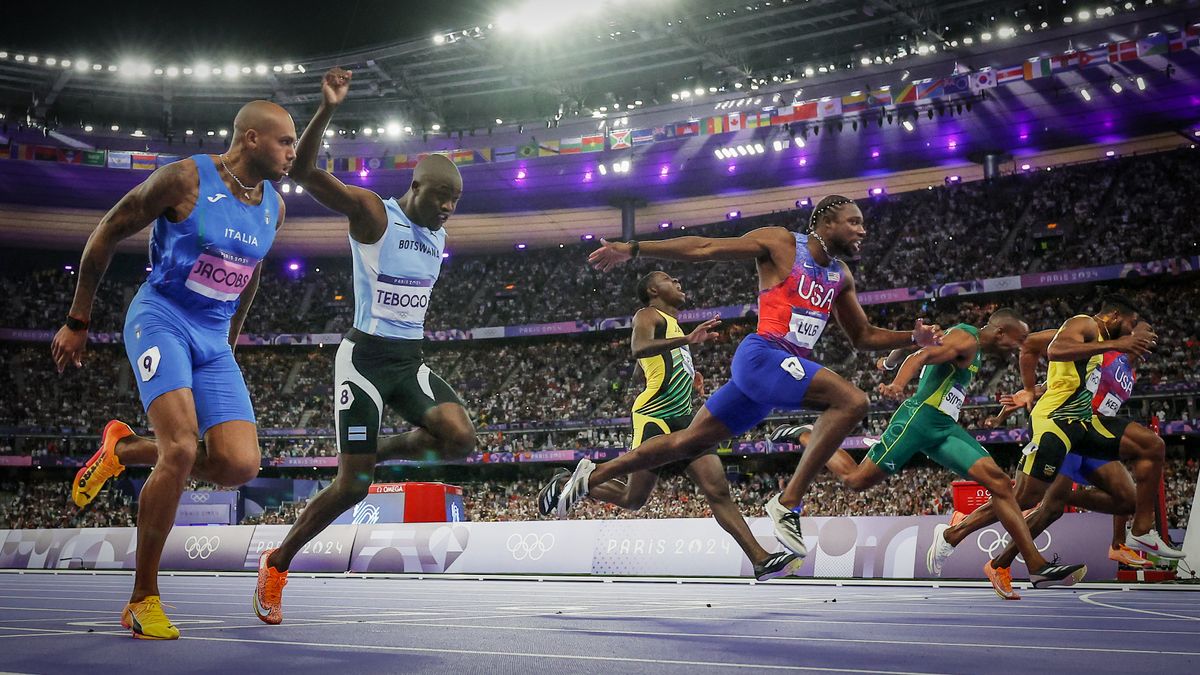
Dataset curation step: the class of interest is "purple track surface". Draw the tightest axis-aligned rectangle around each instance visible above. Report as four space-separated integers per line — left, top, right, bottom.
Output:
1 572 1198 674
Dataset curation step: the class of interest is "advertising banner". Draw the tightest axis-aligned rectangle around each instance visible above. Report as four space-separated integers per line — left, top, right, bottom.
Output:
245 524 357 573
159 525 256 572
0 513 1126 581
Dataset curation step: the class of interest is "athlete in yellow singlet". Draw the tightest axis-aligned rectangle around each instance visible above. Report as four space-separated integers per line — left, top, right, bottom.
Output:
538 271 803 580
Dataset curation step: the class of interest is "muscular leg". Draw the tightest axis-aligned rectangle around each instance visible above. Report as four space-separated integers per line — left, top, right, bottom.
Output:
1067 463 1136 516
589 471 659 510
993 474 1074 570
376 403 476 463
130 389 200 603
779 369 870 509
969 457 1049 572
1117 423 1165 536
993 461 1136 569
269 453 377 571
944 472 1046 548
113 422 261 486
685 455 771 563
585 408 732 489
823 448 890 490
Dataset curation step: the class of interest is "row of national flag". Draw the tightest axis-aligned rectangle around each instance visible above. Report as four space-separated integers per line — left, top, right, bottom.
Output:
0 144 181 170
3 24 1197 173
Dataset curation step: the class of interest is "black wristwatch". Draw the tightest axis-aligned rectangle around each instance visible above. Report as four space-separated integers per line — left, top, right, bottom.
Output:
65 315 89 332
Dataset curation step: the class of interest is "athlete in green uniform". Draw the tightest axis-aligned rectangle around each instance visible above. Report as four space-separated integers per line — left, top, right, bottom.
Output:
539 271 802 580
775 309 1087 588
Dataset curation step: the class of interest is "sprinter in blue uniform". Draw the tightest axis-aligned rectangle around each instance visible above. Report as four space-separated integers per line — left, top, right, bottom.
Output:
51 100 296 638
252 68 475 625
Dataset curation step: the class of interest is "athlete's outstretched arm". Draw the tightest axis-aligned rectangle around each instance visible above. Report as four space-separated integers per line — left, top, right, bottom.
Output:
588 227 791 271
51 160 194 372
289 67 388 244
831 267 942 351
227 201 285 350
1008 328 1056 409
630 308 721 359
1047 315 1155 362
877 329 972 399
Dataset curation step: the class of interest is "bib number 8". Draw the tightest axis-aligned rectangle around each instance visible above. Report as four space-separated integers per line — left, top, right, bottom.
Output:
780 356 807 381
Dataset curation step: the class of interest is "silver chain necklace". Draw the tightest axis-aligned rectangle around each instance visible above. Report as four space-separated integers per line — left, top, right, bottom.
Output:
218 154 254 198
810 231 841 264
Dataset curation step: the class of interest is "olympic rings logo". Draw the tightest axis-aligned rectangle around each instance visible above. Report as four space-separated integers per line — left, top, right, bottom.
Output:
189 493 210 503
184 535 221 560
976 528 1052 562
506 533 556 561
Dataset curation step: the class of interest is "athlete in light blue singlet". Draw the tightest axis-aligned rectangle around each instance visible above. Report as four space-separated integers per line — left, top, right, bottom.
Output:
252 68 475 626
52 100 297 639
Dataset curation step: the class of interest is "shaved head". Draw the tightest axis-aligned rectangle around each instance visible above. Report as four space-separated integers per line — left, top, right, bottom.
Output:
414 154 463 191
403 154 464 230
234 100 294 138
227 100 297 182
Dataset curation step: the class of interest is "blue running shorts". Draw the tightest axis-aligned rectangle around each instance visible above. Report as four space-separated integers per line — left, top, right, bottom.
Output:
704 333 824 435
123 285 256 435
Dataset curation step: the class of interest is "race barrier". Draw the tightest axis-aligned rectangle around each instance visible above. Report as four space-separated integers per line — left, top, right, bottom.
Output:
0 513 1117 580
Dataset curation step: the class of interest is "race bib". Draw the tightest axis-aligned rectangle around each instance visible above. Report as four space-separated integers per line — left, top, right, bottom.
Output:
371 274 433 325
677 346 695 378
1084 368 1102 394
185 246 256 301
1096 392 1123 417
786 310 828 350
937 385 966 421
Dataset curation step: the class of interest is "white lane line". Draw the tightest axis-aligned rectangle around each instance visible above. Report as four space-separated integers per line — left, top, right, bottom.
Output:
367 619 1200 657
1080 591 1200 622
174 633 950 674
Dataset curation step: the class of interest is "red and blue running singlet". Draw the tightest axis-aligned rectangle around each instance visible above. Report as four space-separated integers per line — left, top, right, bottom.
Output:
756 232 848 358
1092 351 1136 417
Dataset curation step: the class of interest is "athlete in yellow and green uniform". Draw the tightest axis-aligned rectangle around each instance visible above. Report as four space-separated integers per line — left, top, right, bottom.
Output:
538 271 803 580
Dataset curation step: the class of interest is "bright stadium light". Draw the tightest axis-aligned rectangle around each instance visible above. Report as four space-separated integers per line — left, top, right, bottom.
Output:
386 122 402 137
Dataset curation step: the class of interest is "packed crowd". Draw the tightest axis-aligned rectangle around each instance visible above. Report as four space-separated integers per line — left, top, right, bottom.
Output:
2 276 1197 453
4 149 1197 338
0 478 135 529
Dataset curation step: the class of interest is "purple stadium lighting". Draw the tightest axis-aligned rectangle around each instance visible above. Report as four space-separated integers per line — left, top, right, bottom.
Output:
870 149 880 159
581 233 595 241
583 170 593 181
359 169 369 178
798 157 808 166
1020 163 1032 171
726 210 741 220
1105 150 1116 158
796 198 812 207
658 221 672 230
63 265 73 271
660 165 670 176
288 262 300 271
515 243 527 250
945 175 961 184
145 265 152 272
870 187 886 197
516 169 527 180
948 140 958 149
727 165 736 173
442 252 450 259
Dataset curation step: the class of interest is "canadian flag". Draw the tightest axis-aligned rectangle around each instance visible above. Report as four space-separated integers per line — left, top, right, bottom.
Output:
726 113 744 131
